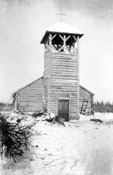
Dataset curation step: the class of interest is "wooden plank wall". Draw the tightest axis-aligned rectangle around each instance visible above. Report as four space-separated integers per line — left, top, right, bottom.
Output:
79 86 93 112
15 77 44 112
43 50 51 110
13 75 93 114
49 52 79 119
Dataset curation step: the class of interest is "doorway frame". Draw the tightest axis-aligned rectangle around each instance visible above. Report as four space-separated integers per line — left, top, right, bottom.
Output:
57 97 70 121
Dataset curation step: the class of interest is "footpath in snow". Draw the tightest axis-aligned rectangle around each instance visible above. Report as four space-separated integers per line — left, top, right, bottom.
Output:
1 112 113 175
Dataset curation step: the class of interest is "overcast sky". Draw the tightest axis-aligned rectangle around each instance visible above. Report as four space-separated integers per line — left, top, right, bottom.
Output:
0 0 113 102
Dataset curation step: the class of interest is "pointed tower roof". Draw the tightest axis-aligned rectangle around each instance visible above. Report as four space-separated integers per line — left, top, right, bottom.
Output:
40 22 84 44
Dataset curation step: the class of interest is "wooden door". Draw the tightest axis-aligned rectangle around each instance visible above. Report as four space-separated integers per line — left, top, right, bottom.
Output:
58 100 69 121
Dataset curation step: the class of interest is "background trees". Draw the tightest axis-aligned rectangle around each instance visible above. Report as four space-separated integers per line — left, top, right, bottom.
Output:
94 101 113 113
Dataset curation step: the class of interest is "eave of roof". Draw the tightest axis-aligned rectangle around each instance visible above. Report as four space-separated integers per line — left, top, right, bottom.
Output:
12 76 94 98
12 76 44 97
40 22 84 44
80 85 94 96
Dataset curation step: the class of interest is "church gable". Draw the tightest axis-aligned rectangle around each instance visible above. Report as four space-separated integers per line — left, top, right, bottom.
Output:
13 77 44 112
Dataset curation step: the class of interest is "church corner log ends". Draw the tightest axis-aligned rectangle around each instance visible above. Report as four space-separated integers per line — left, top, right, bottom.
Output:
12 22 94 121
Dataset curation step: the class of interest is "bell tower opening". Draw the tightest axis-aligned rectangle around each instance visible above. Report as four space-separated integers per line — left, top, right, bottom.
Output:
44 33 79 54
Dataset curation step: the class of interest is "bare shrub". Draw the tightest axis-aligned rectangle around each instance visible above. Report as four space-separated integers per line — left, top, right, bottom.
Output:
0 113 33 162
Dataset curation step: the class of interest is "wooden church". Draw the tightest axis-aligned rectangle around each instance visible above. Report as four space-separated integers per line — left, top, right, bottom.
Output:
12 22 94 120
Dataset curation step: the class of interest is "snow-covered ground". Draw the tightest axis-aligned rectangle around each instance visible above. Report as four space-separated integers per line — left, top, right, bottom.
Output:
1 112 113 175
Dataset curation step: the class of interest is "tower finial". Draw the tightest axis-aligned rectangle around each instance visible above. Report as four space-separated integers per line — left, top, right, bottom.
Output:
57 8 66 22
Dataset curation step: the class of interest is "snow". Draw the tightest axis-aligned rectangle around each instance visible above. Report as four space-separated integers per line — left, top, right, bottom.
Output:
47 22 83 35
1 112 113 175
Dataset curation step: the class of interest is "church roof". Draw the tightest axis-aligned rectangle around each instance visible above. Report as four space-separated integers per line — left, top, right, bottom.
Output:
40 22 84 44
12 76 94 97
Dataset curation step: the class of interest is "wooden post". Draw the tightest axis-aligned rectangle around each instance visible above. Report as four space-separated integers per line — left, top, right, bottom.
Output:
64 35 66 53
77 36 80 117
73 36 77 53
49 34 52 45
48 34 52 113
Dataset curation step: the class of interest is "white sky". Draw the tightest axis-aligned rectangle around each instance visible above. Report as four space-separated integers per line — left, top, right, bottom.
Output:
0 0 113 103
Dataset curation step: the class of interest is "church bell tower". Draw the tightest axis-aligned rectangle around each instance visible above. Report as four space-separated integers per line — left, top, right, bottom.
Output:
41 22 83 120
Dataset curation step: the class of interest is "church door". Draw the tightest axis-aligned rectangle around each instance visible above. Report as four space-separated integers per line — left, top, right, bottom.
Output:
58 100 69 121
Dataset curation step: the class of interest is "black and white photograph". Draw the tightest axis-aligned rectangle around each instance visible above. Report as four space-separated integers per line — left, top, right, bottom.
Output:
0 0 113 174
